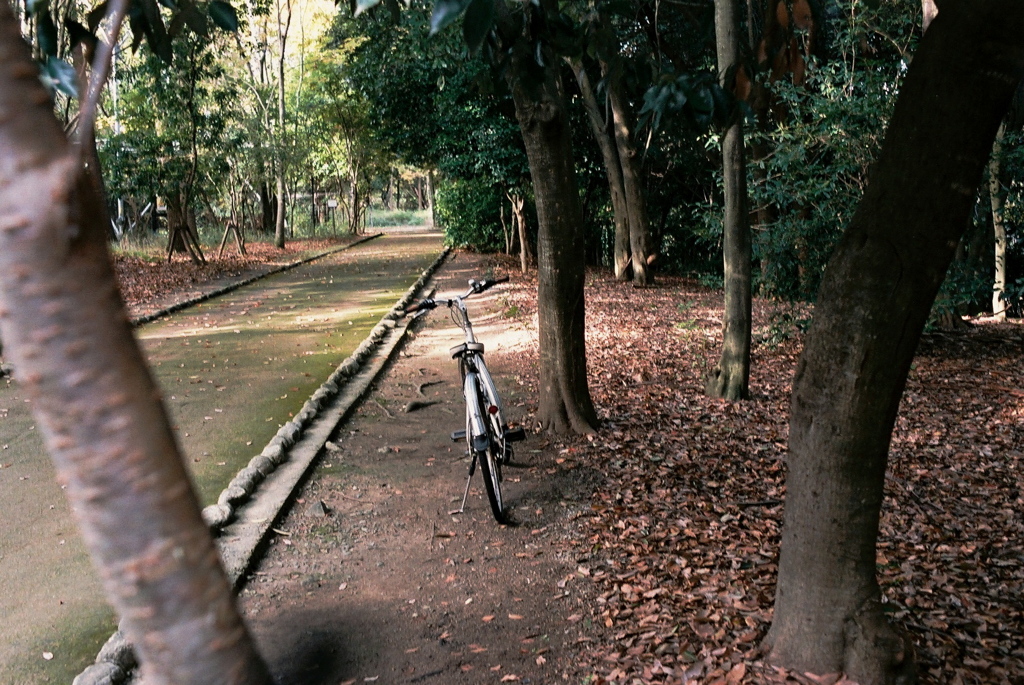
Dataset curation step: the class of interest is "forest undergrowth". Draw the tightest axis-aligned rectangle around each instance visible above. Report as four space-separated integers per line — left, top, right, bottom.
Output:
114 249 1022 685
498 266 1023 685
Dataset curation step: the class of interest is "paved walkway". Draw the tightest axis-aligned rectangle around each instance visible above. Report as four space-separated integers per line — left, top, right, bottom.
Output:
0 230 443 684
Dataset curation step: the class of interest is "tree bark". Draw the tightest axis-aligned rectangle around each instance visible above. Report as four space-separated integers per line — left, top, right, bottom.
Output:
765 4 1024 683
566 56 630 280
273 0 292 249
72 43 113 240
989 122 1007 317
510 193 532 274
605 67 654 287
921 0 938 32
498 0 597 435
426 171 435 227
260 181 274 234
706 0 752 401
0 8 272 684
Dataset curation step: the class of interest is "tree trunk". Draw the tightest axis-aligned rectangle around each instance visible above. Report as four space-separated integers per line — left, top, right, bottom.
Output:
500 198 511 254
499 0 597 435
310 173 318 231
275 171 286 248
765 4 1024 683
166 192 205 265
348 171 361 234
273 0 291 249
706 0 752 401
0 8 272 684
606 68 654 287
426 171 435 226
921 0 938 32
386 169 398 210
260 181 274 234
511 193 532 274
566 57 631 280
990 122 1007 317
71 43 113 240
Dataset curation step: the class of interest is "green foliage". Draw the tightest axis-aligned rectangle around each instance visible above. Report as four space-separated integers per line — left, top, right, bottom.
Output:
341 3 529 186
747 60 899 299
1003 277 1024 316
758 306 812 349
435 177 502 251
991 128 1024 314
639 71 734 132
931 256 992 322
99 33 235 218
368 208 429 226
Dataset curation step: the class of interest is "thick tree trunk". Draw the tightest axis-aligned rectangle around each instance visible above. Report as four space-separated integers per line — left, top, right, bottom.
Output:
566 57 630 280
0 9 272 684
765 4 1024 683
706 0 752 401
501 0 597 435
990 122 1007 317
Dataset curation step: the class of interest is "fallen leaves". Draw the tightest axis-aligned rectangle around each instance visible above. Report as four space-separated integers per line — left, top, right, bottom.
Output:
506 270 1023 684
115 239 345 317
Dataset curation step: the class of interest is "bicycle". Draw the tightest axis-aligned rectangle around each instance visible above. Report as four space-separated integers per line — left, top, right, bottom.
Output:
403 276 526 523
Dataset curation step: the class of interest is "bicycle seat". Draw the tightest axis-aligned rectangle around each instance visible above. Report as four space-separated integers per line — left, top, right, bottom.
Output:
450 342 485 358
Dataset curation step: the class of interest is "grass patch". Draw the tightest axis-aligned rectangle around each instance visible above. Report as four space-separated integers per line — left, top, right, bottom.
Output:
367 209 429 227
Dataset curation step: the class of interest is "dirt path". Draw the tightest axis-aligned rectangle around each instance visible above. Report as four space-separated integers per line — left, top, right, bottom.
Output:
0 231 443 684
239 252 599 685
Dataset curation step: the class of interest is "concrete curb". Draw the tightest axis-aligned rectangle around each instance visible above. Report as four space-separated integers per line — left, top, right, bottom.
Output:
73 246 452 685
130 233 384 327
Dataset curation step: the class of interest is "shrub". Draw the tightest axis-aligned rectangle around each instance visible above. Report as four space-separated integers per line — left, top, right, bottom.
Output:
435 177 503 252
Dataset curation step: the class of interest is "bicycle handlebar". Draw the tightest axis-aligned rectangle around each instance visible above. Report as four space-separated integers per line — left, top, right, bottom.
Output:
401 275 510 316
402 298 437 314
472 276 509 294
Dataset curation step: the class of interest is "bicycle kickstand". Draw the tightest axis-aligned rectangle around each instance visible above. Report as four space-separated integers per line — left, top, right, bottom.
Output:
457 473 472 514
455 453 478 515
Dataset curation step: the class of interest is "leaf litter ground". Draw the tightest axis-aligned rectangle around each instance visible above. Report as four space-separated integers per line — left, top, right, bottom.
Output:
119 249 1023 685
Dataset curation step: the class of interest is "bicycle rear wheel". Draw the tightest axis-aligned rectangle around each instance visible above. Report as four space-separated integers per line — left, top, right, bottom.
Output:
473 391 505 523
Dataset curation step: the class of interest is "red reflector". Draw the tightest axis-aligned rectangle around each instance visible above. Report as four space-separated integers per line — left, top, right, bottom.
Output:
488 405 498 415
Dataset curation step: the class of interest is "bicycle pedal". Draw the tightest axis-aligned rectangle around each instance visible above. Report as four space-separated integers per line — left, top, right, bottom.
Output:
451 430 466 442
504 427 527 443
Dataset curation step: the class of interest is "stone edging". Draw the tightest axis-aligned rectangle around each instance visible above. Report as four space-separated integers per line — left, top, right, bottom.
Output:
200 246 450 532
72 246 452 685
130 233 383 327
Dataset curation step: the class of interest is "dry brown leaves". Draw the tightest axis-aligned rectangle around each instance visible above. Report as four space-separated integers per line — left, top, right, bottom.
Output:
113 238 344 312
500 266 1023 685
